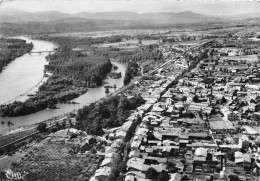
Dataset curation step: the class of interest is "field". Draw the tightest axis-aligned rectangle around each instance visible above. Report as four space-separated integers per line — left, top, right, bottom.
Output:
10 141 101 181
0 153 24 171
49 28 178 38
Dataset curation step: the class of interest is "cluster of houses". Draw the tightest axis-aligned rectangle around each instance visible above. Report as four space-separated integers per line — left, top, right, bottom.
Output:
90 37 260 181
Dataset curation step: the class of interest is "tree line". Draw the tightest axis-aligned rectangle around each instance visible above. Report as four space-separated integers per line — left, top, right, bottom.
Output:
75 95 145 135
0 38 33 72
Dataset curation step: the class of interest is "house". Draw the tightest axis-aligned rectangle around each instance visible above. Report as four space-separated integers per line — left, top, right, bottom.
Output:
115 130 127 139
127 157 148 172
152 102 167 115
131 140 142 150
169 173 182 181
194 147 208 162
108 133 115 140
210 120 235 133
129 150 141 158
252 112 260 122
100 157 114 167
235 151 251 165
95 166 111 181
188 132 211 140
228 111 241 121
143 156 168 164
125 175 135 181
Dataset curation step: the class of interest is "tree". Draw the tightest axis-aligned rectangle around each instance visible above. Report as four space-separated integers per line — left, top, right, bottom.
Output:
229 174 239 181
210 107 217 115
147 133 157 140
172 149 179 157
193 95 200 103
61 120 66 129
221 96 227 104
226 150 235 162
11 162 18 168
7 121 14 132
168 167 179 173
181 175 189 181
181 96 187 102
36 122 47 133
90 148 97 154
250 99 256 104
233 90 238 97
255 104 260 112
145 167 158 179
157 171 170 181
210 175 214 181
56 122 62 130
68 119 74 128
0 171 7 181
215 166 221 173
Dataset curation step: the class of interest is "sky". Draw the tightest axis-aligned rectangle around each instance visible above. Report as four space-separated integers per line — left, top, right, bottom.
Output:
1 0 260 15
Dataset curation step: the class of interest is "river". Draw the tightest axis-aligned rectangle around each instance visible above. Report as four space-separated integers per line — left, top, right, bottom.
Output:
0 37 126 134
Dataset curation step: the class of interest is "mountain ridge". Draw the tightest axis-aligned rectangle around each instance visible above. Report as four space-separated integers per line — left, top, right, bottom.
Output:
1 8 260 23
0 8 225 23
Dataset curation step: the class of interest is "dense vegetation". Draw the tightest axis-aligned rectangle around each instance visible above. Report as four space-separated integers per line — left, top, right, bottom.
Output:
94 44 164 85
37 35 131 50
53 37 164 85
45 45 112 87
123 44 163 85
75 95 145 135
0 44 112 117
0 38 33 72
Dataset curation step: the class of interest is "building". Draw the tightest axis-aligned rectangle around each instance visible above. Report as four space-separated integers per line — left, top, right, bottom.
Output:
252 112 260 122
228 111 241 121
210 120 235 133
194 147 208 162
94 166 112 181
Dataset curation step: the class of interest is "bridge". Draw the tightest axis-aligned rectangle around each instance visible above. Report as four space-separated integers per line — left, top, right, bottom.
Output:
29 49 91 55
29 51 56 55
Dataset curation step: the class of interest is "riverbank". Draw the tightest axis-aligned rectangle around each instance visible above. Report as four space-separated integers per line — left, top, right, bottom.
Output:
0 38 33 73
0 41 113 117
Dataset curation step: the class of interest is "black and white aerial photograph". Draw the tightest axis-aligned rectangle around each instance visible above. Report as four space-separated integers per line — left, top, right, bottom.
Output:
1 0 260 180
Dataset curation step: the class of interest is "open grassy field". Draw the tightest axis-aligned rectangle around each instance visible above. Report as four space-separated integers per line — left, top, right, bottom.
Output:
10 142 101 181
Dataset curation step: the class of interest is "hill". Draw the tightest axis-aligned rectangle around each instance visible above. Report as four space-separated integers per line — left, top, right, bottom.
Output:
1 8 260 35
0 8 222 23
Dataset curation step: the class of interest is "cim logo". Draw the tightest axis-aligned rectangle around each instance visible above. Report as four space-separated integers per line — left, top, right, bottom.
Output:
5 169 28 180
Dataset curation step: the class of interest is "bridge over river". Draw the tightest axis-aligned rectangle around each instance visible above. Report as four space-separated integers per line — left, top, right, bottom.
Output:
29 49 91 55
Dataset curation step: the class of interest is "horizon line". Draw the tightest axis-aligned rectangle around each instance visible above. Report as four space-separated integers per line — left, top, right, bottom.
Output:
2 7 260 17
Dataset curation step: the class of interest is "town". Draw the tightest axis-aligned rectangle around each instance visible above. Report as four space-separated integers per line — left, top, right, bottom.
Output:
1 29 260 181
2 1 260 180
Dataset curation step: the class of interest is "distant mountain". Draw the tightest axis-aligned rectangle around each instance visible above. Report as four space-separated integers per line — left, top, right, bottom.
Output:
74 11 140 20
1 8 260 36
139 11 222 23
0 8 33 22
227 13 260 20
34 10 75 20
0 8 75 22
1 8 260 24
74 11 222 23
0 8 223 23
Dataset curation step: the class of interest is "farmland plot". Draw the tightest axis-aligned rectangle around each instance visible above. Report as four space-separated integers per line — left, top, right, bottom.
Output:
11 142 101 181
